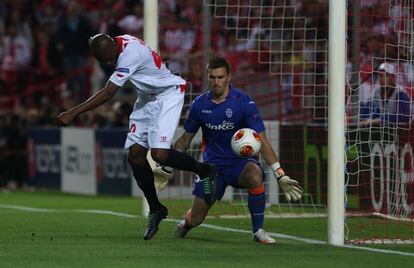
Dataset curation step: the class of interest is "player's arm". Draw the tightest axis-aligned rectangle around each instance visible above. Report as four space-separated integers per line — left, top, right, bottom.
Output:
57 81 119 126
259 131 303 201
258 132 279 164
244 95 303 201
174 131 196 152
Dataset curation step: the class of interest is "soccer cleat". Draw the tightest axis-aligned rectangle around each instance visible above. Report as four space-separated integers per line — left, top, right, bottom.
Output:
143 205 168 240
253 229 276 244
201 164 218 205
174 219 192 238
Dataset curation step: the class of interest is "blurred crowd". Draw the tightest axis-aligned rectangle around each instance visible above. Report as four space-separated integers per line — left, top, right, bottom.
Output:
0 0 332 125
345 0 414 127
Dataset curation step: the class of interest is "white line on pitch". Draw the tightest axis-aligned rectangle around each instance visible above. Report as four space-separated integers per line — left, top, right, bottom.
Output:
1 204 413 257
0 204 57 212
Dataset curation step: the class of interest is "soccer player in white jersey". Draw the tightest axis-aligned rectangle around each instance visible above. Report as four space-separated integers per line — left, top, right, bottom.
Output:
57 34 218 240
172 57 303 243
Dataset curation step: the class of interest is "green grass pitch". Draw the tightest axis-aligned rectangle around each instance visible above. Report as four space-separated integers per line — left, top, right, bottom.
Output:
0 191 413 267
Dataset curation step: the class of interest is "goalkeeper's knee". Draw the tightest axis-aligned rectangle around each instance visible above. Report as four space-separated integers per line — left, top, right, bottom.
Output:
248 184 265 195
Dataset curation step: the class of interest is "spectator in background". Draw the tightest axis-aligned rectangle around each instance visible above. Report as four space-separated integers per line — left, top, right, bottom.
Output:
117 3 144 36
0 22 32 95
223 31 248 72
5 3 34 48
372 1 393 36
97 7 123 37
180 18 196 53
178 0 200 24
360 62 411 127
161 16 186 73
361 34 385 61
35 0 60 34
187 60 203 93
159 0 178 16
301 0 328 39
359 7 375 38
4 114 28 189
54 0 94 102
350 63 375 121
32 28 61 81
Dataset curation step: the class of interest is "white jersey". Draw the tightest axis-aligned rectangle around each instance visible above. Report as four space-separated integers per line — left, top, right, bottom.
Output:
109 34 185 94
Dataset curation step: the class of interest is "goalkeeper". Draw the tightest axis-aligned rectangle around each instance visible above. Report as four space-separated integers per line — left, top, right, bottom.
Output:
154 57 303 243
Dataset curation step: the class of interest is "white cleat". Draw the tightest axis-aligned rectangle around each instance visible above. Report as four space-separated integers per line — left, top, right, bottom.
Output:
174 220 192 238
253 229 276 244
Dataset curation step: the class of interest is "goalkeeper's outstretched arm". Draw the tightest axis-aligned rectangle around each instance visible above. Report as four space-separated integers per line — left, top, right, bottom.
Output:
173 131 196 152
259 131 303 201
258 131 279 166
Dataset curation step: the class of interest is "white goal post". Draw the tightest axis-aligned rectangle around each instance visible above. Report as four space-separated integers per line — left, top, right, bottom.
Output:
142 0 159 216
327 0 346 246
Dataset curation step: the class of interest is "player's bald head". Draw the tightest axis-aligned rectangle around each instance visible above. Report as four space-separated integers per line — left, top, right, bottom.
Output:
89 34 118 65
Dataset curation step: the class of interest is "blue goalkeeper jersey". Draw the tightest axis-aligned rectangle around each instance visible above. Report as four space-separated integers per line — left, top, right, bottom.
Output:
184 85 265 165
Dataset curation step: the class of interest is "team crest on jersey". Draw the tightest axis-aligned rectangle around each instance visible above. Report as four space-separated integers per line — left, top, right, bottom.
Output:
115 67 130 73
225 108 233 118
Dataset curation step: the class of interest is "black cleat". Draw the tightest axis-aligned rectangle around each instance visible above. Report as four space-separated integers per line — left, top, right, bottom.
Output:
201 164 218 205
143 205 168 240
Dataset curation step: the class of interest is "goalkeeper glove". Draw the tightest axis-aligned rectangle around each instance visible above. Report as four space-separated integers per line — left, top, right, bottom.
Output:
153 166 173 191
271 162 303 202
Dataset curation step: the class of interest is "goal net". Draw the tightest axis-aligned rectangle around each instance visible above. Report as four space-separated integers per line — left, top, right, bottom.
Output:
159 0 413 243
345 0 414 244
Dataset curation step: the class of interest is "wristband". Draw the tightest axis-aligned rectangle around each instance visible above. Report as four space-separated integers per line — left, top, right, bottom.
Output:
270 162 285 179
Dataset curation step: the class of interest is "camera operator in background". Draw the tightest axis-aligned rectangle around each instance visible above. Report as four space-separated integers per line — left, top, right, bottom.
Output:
359 62 411 127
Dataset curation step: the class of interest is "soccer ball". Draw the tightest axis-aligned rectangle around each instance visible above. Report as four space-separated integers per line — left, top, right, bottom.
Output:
231 128 262 157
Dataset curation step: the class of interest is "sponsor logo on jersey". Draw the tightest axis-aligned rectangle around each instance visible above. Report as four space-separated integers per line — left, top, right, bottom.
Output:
202 110 212 113
225 108 233 118
160 136 167 142
115 67 130 73
205 120 235 130
249 101 255 104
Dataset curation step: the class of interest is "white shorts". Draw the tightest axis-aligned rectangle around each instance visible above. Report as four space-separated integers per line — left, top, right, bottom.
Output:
124 85 185 149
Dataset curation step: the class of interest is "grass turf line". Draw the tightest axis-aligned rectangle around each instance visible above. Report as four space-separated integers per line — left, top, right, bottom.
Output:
0 191 413 268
